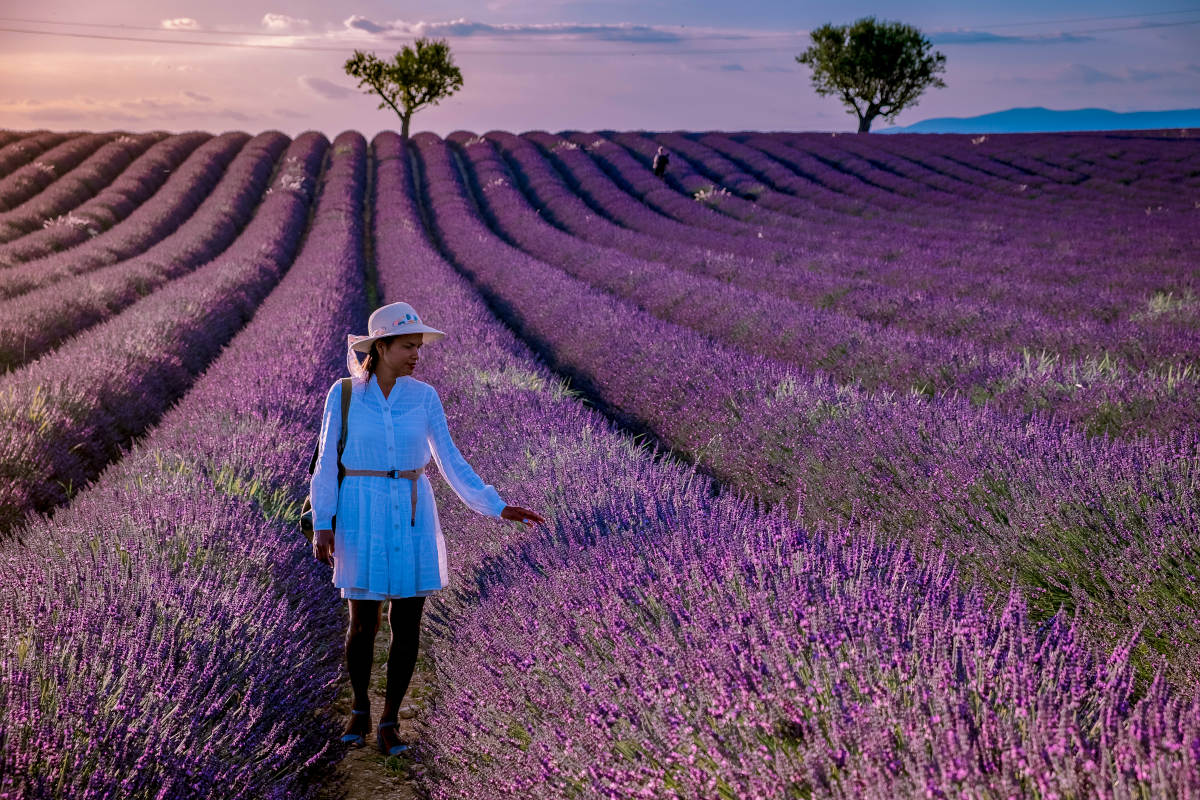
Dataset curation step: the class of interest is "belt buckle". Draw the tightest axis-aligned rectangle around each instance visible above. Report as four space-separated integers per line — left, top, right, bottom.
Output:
386 469 399 479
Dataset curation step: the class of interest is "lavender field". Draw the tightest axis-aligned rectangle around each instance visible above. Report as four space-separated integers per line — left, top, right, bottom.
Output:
0 126 1197 799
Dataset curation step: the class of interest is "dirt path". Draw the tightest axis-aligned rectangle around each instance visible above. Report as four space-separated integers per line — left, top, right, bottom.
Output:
316 612 435 800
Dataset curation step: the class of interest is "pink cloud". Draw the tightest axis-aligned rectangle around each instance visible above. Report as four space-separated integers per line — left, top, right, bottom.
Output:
262 14 310 31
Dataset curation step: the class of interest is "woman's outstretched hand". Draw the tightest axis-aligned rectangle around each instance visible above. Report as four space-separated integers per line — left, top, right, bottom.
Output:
313 529 335 564
501 505 546 526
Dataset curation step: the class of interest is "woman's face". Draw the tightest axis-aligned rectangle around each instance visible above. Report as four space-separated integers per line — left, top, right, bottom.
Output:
378 334 424 376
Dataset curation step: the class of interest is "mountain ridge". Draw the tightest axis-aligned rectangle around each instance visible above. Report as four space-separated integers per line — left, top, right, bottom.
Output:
878 106 1200 133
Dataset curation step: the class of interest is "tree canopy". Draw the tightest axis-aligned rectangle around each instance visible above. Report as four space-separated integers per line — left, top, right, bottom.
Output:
344 38 463 139
796 17 946 133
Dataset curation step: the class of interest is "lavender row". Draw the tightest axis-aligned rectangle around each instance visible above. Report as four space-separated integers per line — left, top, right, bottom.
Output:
0 130 32 157
0 133 117 212
506 132 1198 371
0 132 232 275
0 131 297 370
834 131 1198 209
526 131 824 260
602 129 1177 296
0 131 369 800
768 132 1181 216
752 132 1066 212
679 132 1198 290
0 133 208 268
615 132 1200 356
410 132 1200 684
0 132 322 535
0 132 72 179
610 130 862 230
600 131 1200 366
454 133 1198 438
363 132 1200 799
782 133 1108 206
0 133 162 243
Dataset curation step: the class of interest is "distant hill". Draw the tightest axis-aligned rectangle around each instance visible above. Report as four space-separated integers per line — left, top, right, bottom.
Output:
879 107 1200 133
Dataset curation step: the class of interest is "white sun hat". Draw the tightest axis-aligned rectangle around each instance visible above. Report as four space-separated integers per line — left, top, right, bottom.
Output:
346 302 445 375
348 302 446 352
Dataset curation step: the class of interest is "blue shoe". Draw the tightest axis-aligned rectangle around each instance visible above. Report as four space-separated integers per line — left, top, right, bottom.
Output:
377 721 409 756
340 709 370 745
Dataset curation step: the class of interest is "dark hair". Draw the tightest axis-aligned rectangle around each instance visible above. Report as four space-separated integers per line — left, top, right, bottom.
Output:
361 339 386 378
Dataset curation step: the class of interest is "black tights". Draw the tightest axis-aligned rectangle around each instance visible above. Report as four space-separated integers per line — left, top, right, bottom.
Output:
345 596 426 723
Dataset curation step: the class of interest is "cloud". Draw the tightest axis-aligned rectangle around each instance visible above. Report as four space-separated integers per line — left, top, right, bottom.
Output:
930 30 1092 45
183 91 212 103
344 15 388 35
1060 64 1120 84
719 63 745 72
1016 63 1200 86
299 76 356 100
263 13 310 30
341 16 686 43
161 18 199 30
273 107 308 119
1126 67 1173 83
0 95 249 126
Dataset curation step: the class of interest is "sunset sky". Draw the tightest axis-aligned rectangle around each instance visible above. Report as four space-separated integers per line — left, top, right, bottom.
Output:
1 0 1197 135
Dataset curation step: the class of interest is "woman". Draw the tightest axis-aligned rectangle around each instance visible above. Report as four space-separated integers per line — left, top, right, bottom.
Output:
311 301 545 756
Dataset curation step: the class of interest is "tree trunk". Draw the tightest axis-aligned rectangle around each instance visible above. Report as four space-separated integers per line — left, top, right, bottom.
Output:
401 113 412 140
858 115 872 133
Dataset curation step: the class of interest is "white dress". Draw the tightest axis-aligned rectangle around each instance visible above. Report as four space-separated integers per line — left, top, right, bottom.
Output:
310 374 507 599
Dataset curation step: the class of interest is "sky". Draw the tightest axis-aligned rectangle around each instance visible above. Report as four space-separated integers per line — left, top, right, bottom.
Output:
0 0 1197 135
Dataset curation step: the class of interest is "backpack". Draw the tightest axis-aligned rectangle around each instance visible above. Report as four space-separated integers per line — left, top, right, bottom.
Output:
300 378 352 542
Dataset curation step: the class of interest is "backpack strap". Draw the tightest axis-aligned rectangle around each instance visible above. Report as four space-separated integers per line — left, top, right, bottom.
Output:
307 377 354 477
335 377 351 484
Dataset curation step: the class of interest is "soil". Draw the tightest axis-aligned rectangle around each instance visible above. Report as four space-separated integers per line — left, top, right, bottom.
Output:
315 611 437 800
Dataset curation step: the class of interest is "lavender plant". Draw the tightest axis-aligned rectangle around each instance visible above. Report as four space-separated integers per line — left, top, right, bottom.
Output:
0 132 162 243
365 131 1200 799
0 131 294 369
0 130 364 800
0 132 323 534
0 132 240 275
0 133 117 212
409 131 1200 683
0 132 73 180
0 133 209 268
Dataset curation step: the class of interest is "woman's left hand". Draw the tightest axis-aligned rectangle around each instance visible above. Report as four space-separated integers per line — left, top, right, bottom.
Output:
501 505 546 526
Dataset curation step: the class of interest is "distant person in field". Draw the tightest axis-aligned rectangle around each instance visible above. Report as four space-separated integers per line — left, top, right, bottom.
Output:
652 146 670 178
311 301 545 756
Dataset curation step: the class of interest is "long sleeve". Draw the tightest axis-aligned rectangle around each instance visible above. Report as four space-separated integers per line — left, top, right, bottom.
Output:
310 380 344 531
425 387 506 518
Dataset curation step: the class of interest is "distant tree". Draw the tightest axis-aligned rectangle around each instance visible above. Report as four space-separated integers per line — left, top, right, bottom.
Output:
796 17 946 133
343 38 463 139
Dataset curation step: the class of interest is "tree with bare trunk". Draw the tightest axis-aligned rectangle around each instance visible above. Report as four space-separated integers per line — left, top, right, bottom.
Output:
344 38 463 139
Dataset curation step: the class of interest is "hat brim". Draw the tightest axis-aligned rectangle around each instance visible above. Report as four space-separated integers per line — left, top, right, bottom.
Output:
349 326 446 353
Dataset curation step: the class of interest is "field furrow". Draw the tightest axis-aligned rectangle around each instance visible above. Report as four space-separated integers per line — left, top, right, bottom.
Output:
369 131 1200 800
0 132 164 243
0 131 368 800
0 132 74 179
515 132 1198 369
454 133 1198 437
0 131 301 370
0 132 322 534
0 132 209 268
0 132 236 275
410 131 1200 685
0 133 118 212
